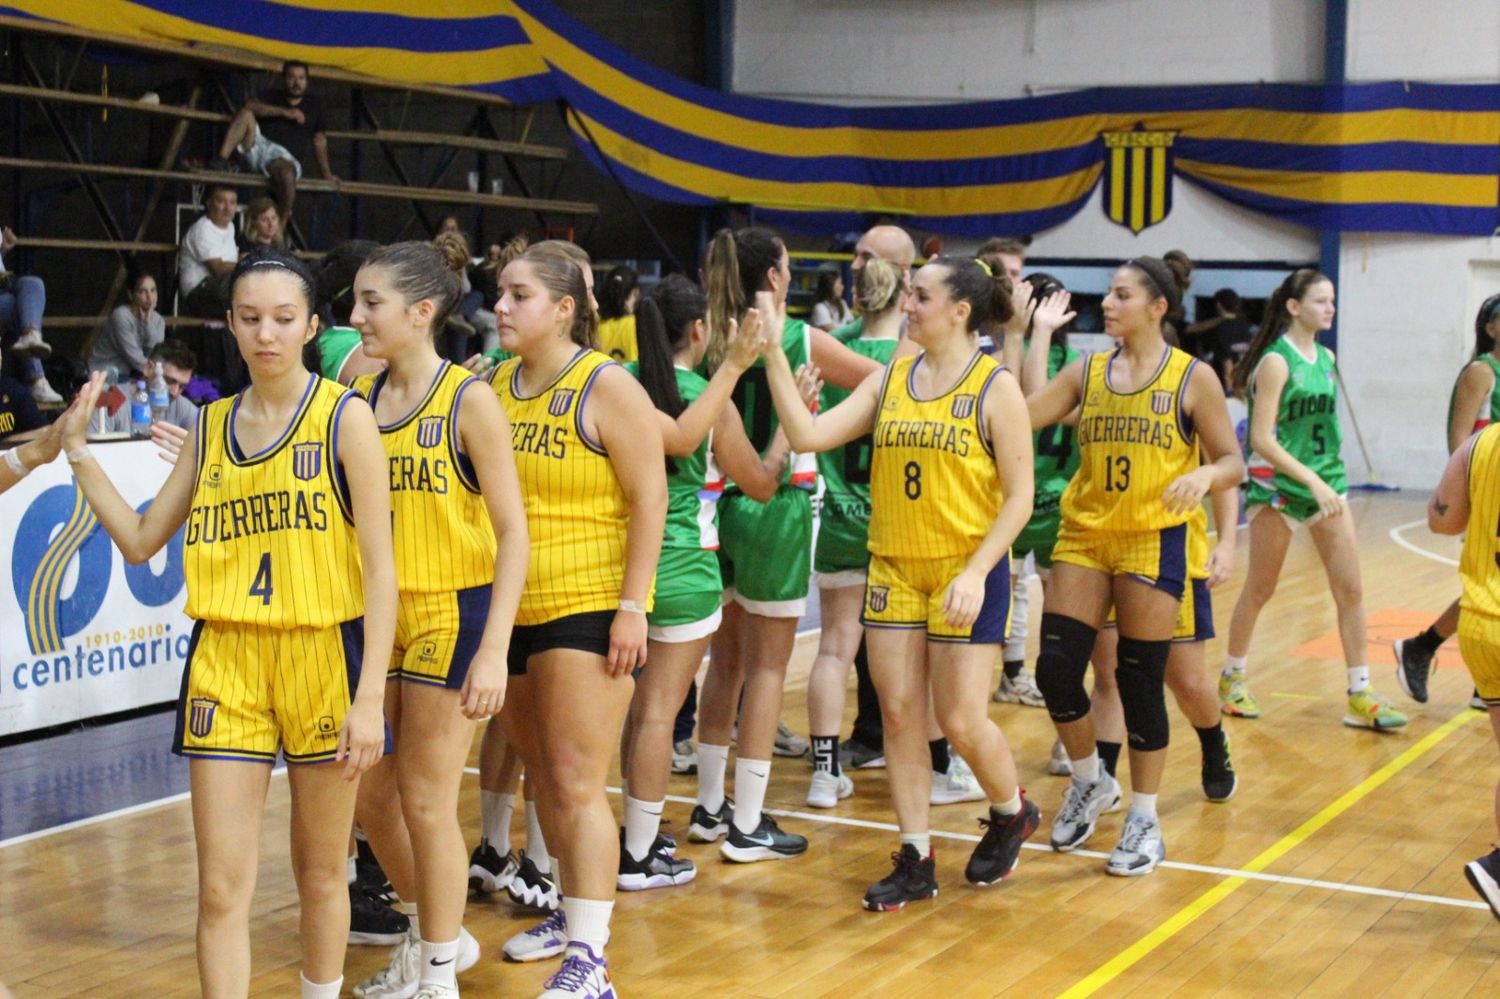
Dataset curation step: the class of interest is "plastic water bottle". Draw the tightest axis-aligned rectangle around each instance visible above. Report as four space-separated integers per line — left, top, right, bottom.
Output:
149 369 170 425
130 380 151 438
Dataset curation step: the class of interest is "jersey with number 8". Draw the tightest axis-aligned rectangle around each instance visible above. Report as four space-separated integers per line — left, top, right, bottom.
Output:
184 375 365 627
866 351 1006 560
1060 346 1201 534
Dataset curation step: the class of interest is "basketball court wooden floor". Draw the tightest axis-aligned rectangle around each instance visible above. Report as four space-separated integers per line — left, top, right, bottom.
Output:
3 492 1497 997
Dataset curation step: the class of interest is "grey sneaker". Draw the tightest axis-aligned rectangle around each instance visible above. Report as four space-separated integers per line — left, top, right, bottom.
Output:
774 720 809 757
1047 739 1073 777
671 738 698 774
839 738 886 770
994 670 1047 707
1049 773 1121 852
1106 810 1166 876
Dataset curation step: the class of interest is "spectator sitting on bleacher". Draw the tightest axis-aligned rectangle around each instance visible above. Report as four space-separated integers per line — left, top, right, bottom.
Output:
91 271 164 382
103 339 200 433
0 346 46 444
212 60 337 221
179 185 239 319
0 224 62 404
240 197 285 251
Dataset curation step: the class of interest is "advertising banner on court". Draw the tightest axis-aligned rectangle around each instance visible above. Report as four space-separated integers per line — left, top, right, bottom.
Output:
0 442 190 737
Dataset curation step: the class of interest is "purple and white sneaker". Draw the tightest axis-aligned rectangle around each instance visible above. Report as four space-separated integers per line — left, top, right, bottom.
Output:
502 909 566 963
539 942 616 998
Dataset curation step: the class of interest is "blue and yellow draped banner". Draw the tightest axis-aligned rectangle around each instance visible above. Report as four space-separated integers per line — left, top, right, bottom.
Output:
7 0 1499 237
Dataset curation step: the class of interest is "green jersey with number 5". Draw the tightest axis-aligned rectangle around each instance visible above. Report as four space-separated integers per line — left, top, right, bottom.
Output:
1247 335 1346 504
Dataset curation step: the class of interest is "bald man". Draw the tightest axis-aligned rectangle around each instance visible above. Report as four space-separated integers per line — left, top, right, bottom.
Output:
830 225 918 345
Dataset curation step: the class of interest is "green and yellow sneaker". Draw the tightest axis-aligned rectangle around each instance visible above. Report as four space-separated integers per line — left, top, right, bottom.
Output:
1343 689 1407 731
1219 672 1261 719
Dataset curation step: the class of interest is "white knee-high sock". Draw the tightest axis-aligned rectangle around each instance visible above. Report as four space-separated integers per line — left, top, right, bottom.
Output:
732 757 771 834
697 743 730 811
525 798 551 874
481 790 516 852
623 796 664 862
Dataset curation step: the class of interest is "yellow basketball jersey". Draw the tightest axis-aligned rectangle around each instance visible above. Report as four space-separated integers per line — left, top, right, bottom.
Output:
184 374 364 627
1461 424 1500 620
867 350 1005 560
1062 346 1202 534
355 362 497 594
492 349 629 624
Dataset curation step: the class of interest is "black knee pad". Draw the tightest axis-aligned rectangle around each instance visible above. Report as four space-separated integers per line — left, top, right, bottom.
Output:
1117 636 1171 752
1034 613 1097 723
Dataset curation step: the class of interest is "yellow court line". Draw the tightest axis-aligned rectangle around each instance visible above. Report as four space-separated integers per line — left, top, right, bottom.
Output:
1059 707 1483 999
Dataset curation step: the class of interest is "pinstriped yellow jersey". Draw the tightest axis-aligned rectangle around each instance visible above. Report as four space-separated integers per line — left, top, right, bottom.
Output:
492 349 629 624
184 374 363 627
1461 424 1500 620
354 362 496 594
1062 346 1201 534
867 350 1005 559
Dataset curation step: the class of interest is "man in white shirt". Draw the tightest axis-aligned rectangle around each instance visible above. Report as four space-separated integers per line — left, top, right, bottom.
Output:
179 185 239 319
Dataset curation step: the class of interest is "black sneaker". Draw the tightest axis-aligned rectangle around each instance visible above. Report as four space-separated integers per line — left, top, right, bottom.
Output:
1393 637 1435 703
1201 730 1239 803
965 795 1040 886
469 838 520 895
839 738 886 770
347 883 409 945
618 829 697 891
719 814 808 863
1464 848 1500 922
862 844 937 911
505 849 560 912
355 839 398 905
655 831 677 855
687 799 733 843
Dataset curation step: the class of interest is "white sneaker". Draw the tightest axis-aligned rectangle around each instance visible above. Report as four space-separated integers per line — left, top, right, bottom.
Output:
355 927 480 999
1049 774 1122 852
805 770 854 808
1046 739 1072 777
671 738 698 774
930 756 985 805
539 943 614 998
29 376 62 404
993 671 1047 707
411 987 458 999
12 329 50 355
503 909 567 963
1106 810 1166 876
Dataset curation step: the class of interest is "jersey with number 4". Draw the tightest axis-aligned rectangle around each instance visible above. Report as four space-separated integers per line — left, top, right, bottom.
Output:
867 350 1004 559
1247 336 1346 503
184 374 364 627
1061 345 1200 534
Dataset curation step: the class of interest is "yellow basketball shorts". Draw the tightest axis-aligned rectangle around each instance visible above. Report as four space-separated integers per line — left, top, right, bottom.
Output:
173 618 372 764
1052 522 1189 600
1458 609 1500 707
862 551 1011 644
392 584 493 689
1105 578 1214 642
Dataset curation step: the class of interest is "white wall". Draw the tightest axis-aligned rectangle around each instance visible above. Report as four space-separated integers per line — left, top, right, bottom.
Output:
731 0 1500 486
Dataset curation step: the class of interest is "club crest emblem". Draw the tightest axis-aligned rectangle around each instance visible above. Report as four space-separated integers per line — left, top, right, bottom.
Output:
416 416 444 449
1151 390 1172 416
1101 124 1177 234
548 388 576 417
951 394 976 420
868 586 889 613
292 442 322 480
189 697 217 738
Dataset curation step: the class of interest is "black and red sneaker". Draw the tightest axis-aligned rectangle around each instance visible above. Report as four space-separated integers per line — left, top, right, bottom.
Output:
862 843 937 911
965 794 1041 886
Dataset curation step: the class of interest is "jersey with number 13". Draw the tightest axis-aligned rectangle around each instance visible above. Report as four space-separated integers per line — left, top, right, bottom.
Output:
867 350 1005 560
184 375 364 627
1061 345 1200 534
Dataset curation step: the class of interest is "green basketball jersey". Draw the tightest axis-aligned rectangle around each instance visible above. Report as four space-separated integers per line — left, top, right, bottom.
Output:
1030 340 1082 517
1446 354 1500 437
712 316 814 493
815 336 899 571
831 315 865 344
625 363 723 551
1247 336 1346 502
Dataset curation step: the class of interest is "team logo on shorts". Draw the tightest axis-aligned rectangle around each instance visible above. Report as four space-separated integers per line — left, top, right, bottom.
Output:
416 416 444 449
188 697 217 738
1151 390 1172 416
418 640 438 665
868 586 889 613
205 464 223 489
317 715 337 735
292 443 323 480
951 394 976 420
548 388 576 417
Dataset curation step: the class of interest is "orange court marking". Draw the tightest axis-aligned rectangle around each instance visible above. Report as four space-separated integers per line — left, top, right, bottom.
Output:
1291 607 1467 670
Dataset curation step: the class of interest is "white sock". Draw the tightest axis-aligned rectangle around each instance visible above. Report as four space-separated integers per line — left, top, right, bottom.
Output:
732 757 772 834
1005 581 1030 662
1071 751 1101 784
418 936 461 988
697 743 730 811
900 833 931 857
990 790 1022 817
1129 792 1159 820
562 896 613 951
1222 654 1248 678
623 795 664 862
345 856 357 885
300 973 342 999
1347 665 1371 694
525 799 551 874
481 790 516 852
